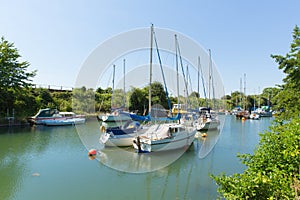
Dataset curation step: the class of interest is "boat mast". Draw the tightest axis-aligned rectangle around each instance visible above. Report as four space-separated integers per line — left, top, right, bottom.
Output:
208 49 212 101
244 73 246 110
175 34 180 106
112 64 115 108
197 56 200 99
149 24 153 115
123 59 126 108
199 56 208 107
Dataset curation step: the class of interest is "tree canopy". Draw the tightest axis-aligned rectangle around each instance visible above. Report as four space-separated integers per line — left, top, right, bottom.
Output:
212 25 300 199
0 37 36 89
0 37 36 118
271 25 300 119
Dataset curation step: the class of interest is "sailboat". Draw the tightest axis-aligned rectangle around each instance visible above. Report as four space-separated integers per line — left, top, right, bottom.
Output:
101 62 131 122
132 29 196 153
99 60 144 147
194 51 220 131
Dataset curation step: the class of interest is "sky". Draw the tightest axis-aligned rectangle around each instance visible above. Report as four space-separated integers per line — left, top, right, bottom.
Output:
1 0 299 95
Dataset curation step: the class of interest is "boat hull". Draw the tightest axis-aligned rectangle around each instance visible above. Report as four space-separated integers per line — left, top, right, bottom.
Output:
43 118 86 126
100 133 136 147
102 114 131 122
133 128 196 152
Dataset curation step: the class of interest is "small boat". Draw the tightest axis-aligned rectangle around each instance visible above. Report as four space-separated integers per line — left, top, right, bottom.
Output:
194 107 220 131
28 108 85 126
99 120 143 147
101 110 132 122
235 110 250 119
132 123 196 153
249 112 260 120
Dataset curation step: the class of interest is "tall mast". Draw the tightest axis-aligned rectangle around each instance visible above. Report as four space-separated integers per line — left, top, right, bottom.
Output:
123 59 126 108
112 64 115 108
175 34 180 105
244 73 246 110
208 49 212 101
149 24 153 114
197 56 200 98
240 77 242 108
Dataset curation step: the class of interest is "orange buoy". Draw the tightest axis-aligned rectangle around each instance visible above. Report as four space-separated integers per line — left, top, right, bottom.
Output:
201 133 207 138
242 117 246 121
88 149 97 156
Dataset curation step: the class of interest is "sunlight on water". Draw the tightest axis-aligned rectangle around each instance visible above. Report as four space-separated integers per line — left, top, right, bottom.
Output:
0 116 273 200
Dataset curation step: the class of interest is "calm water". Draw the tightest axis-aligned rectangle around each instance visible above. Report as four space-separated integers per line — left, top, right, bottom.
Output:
0 115 273 200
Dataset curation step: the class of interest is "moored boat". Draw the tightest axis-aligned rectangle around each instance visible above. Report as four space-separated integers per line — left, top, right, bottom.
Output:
132 123 196 153
194 107 220 131
28 108 85 126
99 120 144 147
249 112 260 120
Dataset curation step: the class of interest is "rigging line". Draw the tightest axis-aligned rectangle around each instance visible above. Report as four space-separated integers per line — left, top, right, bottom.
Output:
175 36 191 106
199 56 208 107
152 30 172 112
186 64 193 96
209 50 216 108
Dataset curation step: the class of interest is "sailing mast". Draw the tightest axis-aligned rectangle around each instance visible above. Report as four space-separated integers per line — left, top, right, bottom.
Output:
198 56 208 107
149 24 153 115
123 59 126 108
208 49 212 101
112 64 115 108
175 34 180 106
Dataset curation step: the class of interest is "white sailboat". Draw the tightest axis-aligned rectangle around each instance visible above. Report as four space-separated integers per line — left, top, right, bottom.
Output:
101 62 131 122
133 123 196 152
132 29 196 153
194 52 220 131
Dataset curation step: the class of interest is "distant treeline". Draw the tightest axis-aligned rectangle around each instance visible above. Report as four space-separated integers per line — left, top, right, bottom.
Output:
0 81 280 121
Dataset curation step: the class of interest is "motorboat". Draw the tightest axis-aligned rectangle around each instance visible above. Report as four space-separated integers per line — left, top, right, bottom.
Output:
101 110 132 122
28 108 85 126
194 107 220 131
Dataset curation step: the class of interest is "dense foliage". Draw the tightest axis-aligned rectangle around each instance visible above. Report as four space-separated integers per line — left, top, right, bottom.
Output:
212 117 300 199
212 25 300 199
271 25 300 119
0 37 36 118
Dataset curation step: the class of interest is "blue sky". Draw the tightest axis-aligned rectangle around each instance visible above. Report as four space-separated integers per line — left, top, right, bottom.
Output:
1 0 299 95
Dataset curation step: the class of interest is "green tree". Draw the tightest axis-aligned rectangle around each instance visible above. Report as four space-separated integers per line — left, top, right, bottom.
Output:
212 117 300 199
271 25 300 119
72 87 95 114
212 25 300 199
129 87 147 115
0 37 36 118
0 37 36 89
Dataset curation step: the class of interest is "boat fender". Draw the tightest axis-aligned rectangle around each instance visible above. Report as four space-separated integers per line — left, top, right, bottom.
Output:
100 125 106 133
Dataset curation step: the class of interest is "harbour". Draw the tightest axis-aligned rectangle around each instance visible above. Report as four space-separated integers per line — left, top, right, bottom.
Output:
0 115 273 200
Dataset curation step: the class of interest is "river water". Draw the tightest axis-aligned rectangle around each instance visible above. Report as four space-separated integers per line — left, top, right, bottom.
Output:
0 115 273 200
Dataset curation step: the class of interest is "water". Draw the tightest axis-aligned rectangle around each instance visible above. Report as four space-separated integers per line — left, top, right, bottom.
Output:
0 115 273 200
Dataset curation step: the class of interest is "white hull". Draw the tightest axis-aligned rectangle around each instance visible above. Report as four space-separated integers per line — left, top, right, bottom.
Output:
249 113 260 120
195 118 220 131
43 118 86 126
102 114 131 122
99 132 136 147
133 124 196 152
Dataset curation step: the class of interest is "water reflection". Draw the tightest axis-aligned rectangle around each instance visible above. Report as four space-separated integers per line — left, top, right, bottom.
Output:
195 129 221 159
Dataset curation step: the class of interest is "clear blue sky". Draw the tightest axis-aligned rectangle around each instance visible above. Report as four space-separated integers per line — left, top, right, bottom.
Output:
1 0 299 95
